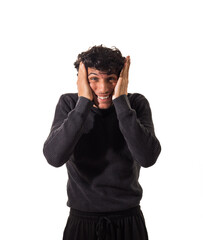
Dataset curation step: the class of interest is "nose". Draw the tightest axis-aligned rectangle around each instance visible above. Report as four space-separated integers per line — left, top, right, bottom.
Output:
98 80 110 94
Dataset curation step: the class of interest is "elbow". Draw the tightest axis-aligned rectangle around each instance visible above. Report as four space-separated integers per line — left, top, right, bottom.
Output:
139 143 162 168
141 156 157 168
140 157 157 168
43 144 66 168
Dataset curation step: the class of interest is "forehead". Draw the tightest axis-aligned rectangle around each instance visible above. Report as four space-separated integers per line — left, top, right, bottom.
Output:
87 67 117 77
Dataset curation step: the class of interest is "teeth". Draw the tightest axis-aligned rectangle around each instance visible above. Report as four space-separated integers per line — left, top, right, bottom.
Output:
98 95 109 99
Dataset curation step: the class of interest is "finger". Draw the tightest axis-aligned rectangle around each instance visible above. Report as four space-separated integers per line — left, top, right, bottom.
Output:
79 62 84 72
126 57 130 76
118 67 124 78
78 62 82 77
118 56 130 79
125 56 131 68
78 62 87 78
78 61 83 71
122 56 130 76
124 56 130 67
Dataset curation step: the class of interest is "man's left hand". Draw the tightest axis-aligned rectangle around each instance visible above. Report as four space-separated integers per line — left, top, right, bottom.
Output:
112 56 131 100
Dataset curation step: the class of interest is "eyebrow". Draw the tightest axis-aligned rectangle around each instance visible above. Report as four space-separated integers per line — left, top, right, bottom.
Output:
88 73 116 77
88 73 98 76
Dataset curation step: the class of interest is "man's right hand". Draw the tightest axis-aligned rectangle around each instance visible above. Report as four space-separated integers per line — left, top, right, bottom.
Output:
77 62 93 101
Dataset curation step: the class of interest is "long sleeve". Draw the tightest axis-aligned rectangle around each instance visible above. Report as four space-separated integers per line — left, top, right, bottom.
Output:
43 94 93 167
113 94 161 168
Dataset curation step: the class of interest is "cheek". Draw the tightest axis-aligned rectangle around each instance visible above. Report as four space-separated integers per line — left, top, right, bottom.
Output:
89 82 97 92
112 82 117 89
89 83 97 94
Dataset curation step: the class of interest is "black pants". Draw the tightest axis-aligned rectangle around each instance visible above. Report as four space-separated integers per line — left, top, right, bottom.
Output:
62 205 149 240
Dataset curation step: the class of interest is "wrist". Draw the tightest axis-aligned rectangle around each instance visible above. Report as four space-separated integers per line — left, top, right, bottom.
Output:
112 93 127 100
78 94 93 101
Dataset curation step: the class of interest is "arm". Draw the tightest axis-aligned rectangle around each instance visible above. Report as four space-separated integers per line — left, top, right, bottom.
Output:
113 94 161 168
112 56 161 167
43 95 93 167
43 62 94 167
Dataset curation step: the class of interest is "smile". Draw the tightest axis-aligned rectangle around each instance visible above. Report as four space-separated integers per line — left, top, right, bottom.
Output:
97 95 110 99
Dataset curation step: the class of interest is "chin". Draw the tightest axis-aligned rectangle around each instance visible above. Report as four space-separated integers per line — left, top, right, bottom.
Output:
98 102 113 109
93 94 113 109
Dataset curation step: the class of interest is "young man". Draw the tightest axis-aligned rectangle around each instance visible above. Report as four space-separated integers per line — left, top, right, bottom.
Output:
43 45 161 240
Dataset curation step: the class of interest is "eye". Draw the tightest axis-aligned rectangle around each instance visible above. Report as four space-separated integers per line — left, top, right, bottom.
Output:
108 77 117 82
89 77 99 81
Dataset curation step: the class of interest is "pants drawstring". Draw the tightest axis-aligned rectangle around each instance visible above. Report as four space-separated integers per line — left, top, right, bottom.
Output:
96 216 116 240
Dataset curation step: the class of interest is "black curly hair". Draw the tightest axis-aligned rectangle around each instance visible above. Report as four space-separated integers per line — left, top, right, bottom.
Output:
74 44 126 77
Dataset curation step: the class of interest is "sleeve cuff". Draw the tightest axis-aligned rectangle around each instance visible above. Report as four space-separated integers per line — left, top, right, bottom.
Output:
113 94 132 115
74 96 94 116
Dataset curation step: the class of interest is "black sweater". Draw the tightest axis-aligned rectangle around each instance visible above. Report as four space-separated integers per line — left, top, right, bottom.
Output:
43 93 161 212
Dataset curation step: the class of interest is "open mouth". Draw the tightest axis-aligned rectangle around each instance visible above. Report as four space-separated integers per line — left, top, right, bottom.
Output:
97 95 110 100
95 94 112 101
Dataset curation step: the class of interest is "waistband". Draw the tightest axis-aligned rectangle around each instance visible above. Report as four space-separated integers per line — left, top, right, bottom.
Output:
70 205 141 219
70 206 142 240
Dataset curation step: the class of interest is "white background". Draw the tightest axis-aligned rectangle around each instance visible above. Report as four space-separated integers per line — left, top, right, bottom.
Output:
0 0 202 239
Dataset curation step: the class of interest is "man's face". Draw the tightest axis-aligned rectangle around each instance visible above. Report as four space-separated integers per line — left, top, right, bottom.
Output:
87 67 118 109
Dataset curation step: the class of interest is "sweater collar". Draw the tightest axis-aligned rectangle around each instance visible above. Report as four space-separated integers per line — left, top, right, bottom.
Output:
91 103 115 116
